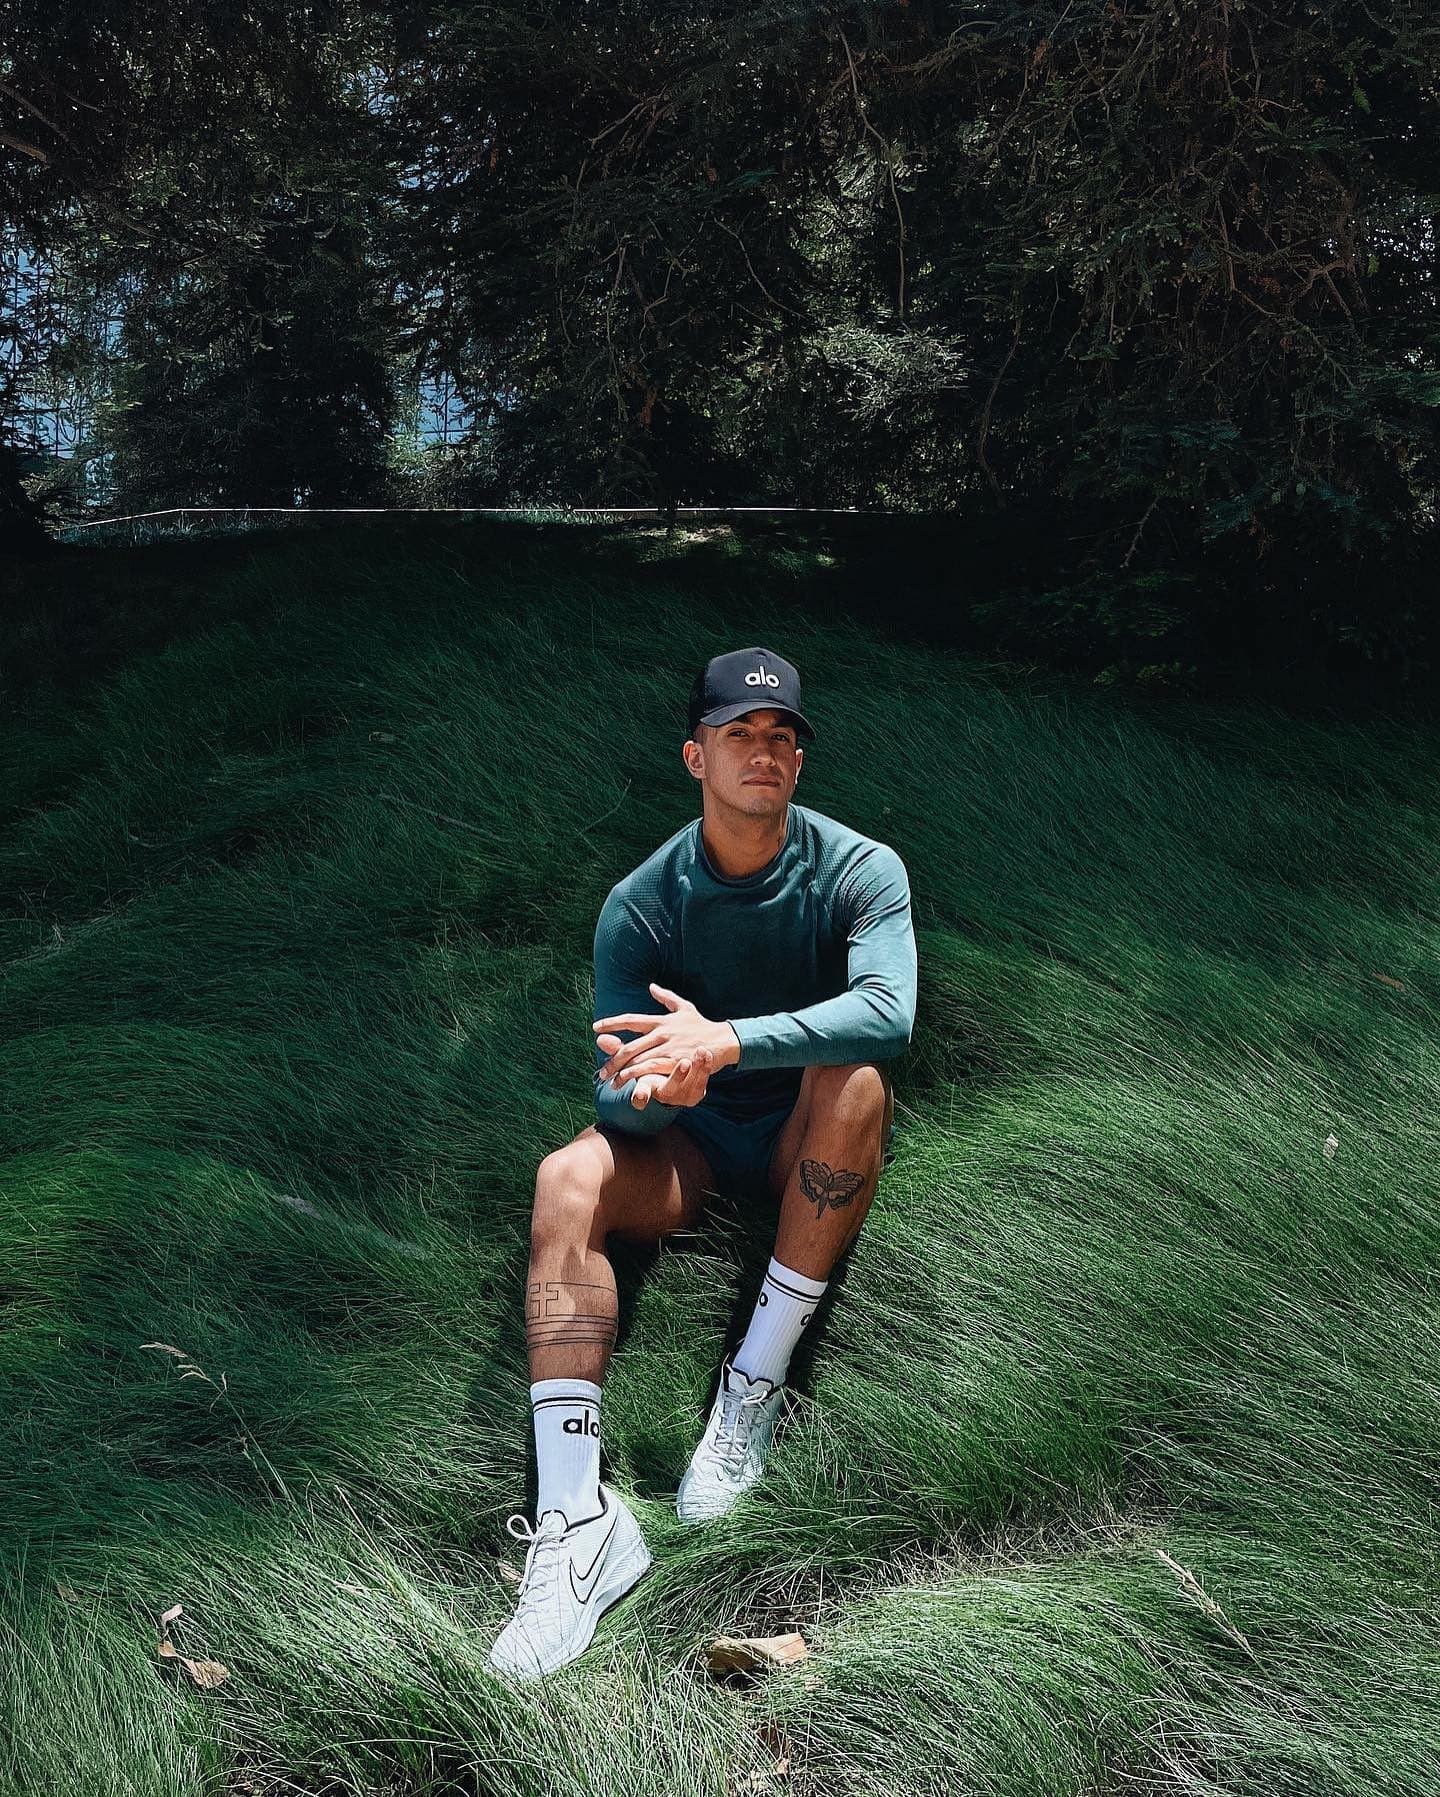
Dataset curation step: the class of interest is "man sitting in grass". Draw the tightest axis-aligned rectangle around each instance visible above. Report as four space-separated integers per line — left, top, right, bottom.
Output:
488 645 918 1680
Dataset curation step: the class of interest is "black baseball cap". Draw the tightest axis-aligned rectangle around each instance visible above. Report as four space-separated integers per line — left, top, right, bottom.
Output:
687 646 816 743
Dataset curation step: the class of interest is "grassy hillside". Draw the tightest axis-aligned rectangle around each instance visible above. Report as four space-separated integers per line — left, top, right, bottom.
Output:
2 519 1438 1797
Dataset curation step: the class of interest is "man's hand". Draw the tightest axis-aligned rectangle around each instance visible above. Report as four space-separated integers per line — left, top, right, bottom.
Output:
621 1050 715 1111
594 982 740 1092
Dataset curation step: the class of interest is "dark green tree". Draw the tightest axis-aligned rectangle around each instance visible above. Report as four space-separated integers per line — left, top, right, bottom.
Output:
7 0 1440 671
2 2 394 524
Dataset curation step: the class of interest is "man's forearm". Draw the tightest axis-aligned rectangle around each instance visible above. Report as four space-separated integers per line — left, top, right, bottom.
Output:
609 1008 906 1085
724 987 913 1073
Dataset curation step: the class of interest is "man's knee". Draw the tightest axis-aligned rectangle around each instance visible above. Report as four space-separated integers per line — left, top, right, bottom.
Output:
805 1061 890 1128
533 1142 608 1248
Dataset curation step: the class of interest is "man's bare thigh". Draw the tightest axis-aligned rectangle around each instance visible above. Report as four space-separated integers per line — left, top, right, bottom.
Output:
560 1120 719 1242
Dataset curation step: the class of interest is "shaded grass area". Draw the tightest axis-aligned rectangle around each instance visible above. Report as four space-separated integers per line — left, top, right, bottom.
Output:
1 519 1438 1795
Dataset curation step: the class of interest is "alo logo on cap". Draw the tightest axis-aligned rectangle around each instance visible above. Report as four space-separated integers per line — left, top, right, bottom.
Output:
563 1413 601 1437
745 663 782 688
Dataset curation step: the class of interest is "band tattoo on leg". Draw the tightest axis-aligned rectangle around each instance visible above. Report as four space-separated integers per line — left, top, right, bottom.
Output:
525 1279 618 1352
800 1158 868 1216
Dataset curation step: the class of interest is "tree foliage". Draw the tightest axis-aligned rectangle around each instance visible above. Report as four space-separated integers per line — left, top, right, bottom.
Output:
5 1 1440 672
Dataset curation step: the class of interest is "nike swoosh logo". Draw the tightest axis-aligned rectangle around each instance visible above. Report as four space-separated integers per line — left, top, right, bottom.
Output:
569 1514 620 1607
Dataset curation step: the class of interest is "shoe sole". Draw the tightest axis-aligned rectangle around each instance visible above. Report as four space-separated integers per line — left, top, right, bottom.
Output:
489 1532 653 1681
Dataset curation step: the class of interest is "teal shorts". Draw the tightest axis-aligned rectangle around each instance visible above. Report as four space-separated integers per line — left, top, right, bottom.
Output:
670 1100 898 1206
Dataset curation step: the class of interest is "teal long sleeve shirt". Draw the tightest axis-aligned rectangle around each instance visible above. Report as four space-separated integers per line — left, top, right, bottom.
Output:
593 802 917 1135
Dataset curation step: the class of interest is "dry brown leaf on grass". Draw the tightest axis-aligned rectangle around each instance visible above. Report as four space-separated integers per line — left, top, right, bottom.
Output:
157 1638 231 1689
157 1602 230 1690
706 1632 809 1677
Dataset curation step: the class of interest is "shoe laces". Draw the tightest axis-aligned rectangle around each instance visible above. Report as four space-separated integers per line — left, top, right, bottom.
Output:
713 1382 772 1477
505 1510 567 1610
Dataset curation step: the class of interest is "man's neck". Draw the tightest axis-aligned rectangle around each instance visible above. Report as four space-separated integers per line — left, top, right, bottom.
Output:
700 803 790 880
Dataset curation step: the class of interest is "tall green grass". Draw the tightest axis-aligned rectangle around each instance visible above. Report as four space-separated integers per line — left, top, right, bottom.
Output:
2 520 1437 1795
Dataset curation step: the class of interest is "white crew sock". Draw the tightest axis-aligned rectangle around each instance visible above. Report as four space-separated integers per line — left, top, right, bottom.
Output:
732 1257 829 1387
530 1378 603 1525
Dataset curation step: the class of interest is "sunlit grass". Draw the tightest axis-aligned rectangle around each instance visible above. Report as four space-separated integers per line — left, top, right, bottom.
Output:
2 520 1437 1794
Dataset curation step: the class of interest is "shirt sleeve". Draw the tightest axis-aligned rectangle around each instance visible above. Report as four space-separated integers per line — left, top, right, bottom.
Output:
591 885 686 1137
728 843 918 1074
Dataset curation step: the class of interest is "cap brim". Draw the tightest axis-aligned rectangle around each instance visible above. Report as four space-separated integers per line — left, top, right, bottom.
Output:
698 702 815 742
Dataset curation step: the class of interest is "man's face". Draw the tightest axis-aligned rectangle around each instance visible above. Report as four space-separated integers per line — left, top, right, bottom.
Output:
686 708 803 815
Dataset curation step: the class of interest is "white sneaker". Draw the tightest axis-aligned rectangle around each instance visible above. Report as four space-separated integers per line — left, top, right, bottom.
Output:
487 1485 651 1681
676 1359 786 1524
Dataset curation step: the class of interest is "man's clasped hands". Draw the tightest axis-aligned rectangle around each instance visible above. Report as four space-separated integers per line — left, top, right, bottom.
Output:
593 982 741 1110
